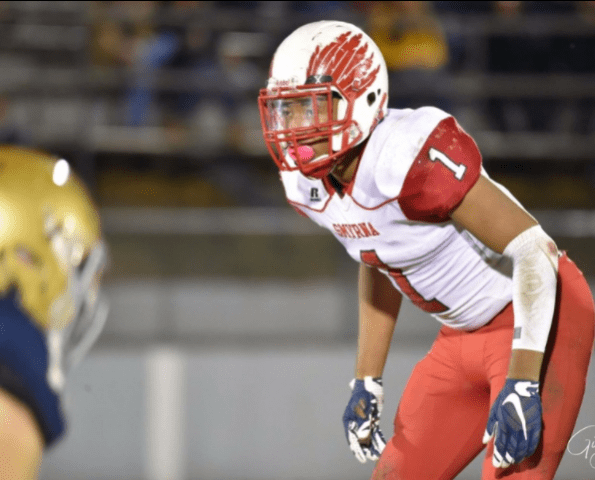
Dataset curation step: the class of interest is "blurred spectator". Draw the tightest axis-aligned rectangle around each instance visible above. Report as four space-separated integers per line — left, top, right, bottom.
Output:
90 17 128 68
119 2 180 126
217 31 268 149
123 26 180 126
187 30 272 204
159 22 216 146
89 1 155 68
365 1 451 111
367 1 449 72
179 31 268 153
90 2 180 126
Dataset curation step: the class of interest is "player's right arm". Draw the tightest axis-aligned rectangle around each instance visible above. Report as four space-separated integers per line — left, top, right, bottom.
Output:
355 263 402 379
342 264 402 463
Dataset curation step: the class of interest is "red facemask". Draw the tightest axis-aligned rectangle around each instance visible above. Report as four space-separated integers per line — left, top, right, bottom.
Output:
258 82 361 179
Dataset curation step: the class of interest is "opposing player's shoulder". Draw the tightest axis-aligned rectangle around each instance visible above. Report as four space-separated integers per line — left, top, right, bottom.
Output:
372 107 482 222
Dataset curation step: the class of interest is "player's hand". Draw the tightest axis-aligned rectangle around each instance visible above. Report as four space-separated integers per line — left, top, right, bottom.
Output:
342 376 386 463
483 379 542 468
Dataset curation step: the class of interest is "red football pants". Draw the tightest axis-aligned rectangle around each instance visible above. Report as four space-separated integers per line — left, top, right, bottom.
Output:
372 254 595 480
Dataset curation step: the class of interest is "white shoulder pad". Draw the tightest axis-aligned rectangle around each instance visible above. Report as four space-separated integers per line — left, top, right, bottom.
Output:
374 107 451 200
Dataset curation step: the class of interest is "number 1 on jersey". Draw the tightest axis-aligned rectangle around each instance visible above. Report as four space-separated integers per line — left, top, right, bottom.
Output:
360 250 448 314
429 147 466 180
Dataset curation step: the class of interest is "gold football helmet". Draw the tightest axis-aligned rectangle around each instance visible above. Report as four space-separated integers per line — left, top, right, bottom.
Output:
0 146 108 390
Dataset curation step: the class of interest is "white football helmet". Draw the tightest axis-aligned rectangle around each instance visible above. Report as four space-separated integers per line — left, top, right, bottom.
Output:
258 20 389 179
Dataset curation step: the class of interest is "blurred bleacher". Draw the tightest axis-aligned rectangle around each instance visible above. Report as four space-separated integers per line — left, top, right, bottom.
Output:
2 1 595 209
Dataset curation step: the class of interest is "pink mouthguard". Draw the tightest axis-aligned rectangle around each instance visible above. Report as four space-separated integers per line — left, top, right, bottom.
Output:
288 145 315 162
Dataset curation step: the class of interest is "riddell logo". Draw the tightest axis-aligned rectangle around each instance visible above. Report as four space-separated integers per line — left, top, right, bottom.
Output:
333 222 380 239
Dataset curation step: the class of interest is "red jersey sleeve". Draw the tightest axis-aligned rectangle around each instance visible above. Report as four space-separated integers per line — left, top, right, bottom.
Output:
398 116 482 223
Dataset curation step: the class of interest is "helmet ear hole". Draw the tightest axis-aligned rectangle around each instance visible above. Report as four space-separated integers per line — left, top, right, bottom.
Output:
367 92 376 106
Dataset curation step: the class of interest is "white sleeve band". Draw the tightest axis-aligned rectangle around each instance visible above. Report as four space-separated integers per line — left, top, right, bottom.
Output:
503 225 559 353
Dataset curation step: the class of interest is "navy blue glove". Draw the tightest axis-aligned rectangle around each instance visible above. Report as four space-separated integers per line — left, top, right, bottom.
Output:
342 376 386 463
483 379 542 468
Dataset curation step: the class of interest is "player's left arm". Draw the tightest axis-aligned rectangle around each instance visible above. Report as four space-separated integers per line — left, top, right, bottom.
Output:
451 174 559 468
398 112 558 467
399 113 558 375
451 175 558 379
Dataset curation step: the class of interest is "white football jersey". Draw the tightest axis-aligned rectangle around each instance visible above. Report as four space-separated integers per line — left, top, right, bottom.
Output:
280 107 514 331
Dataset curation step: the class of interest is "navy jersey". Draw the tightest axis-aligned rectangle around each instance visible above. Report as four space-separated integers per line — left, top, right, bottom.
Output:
0 291 65 447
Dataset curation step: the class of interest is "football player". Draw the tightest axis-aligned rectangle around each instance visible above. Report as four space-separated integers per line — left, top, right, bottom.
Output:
258 21 595 479
0 146 108 479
